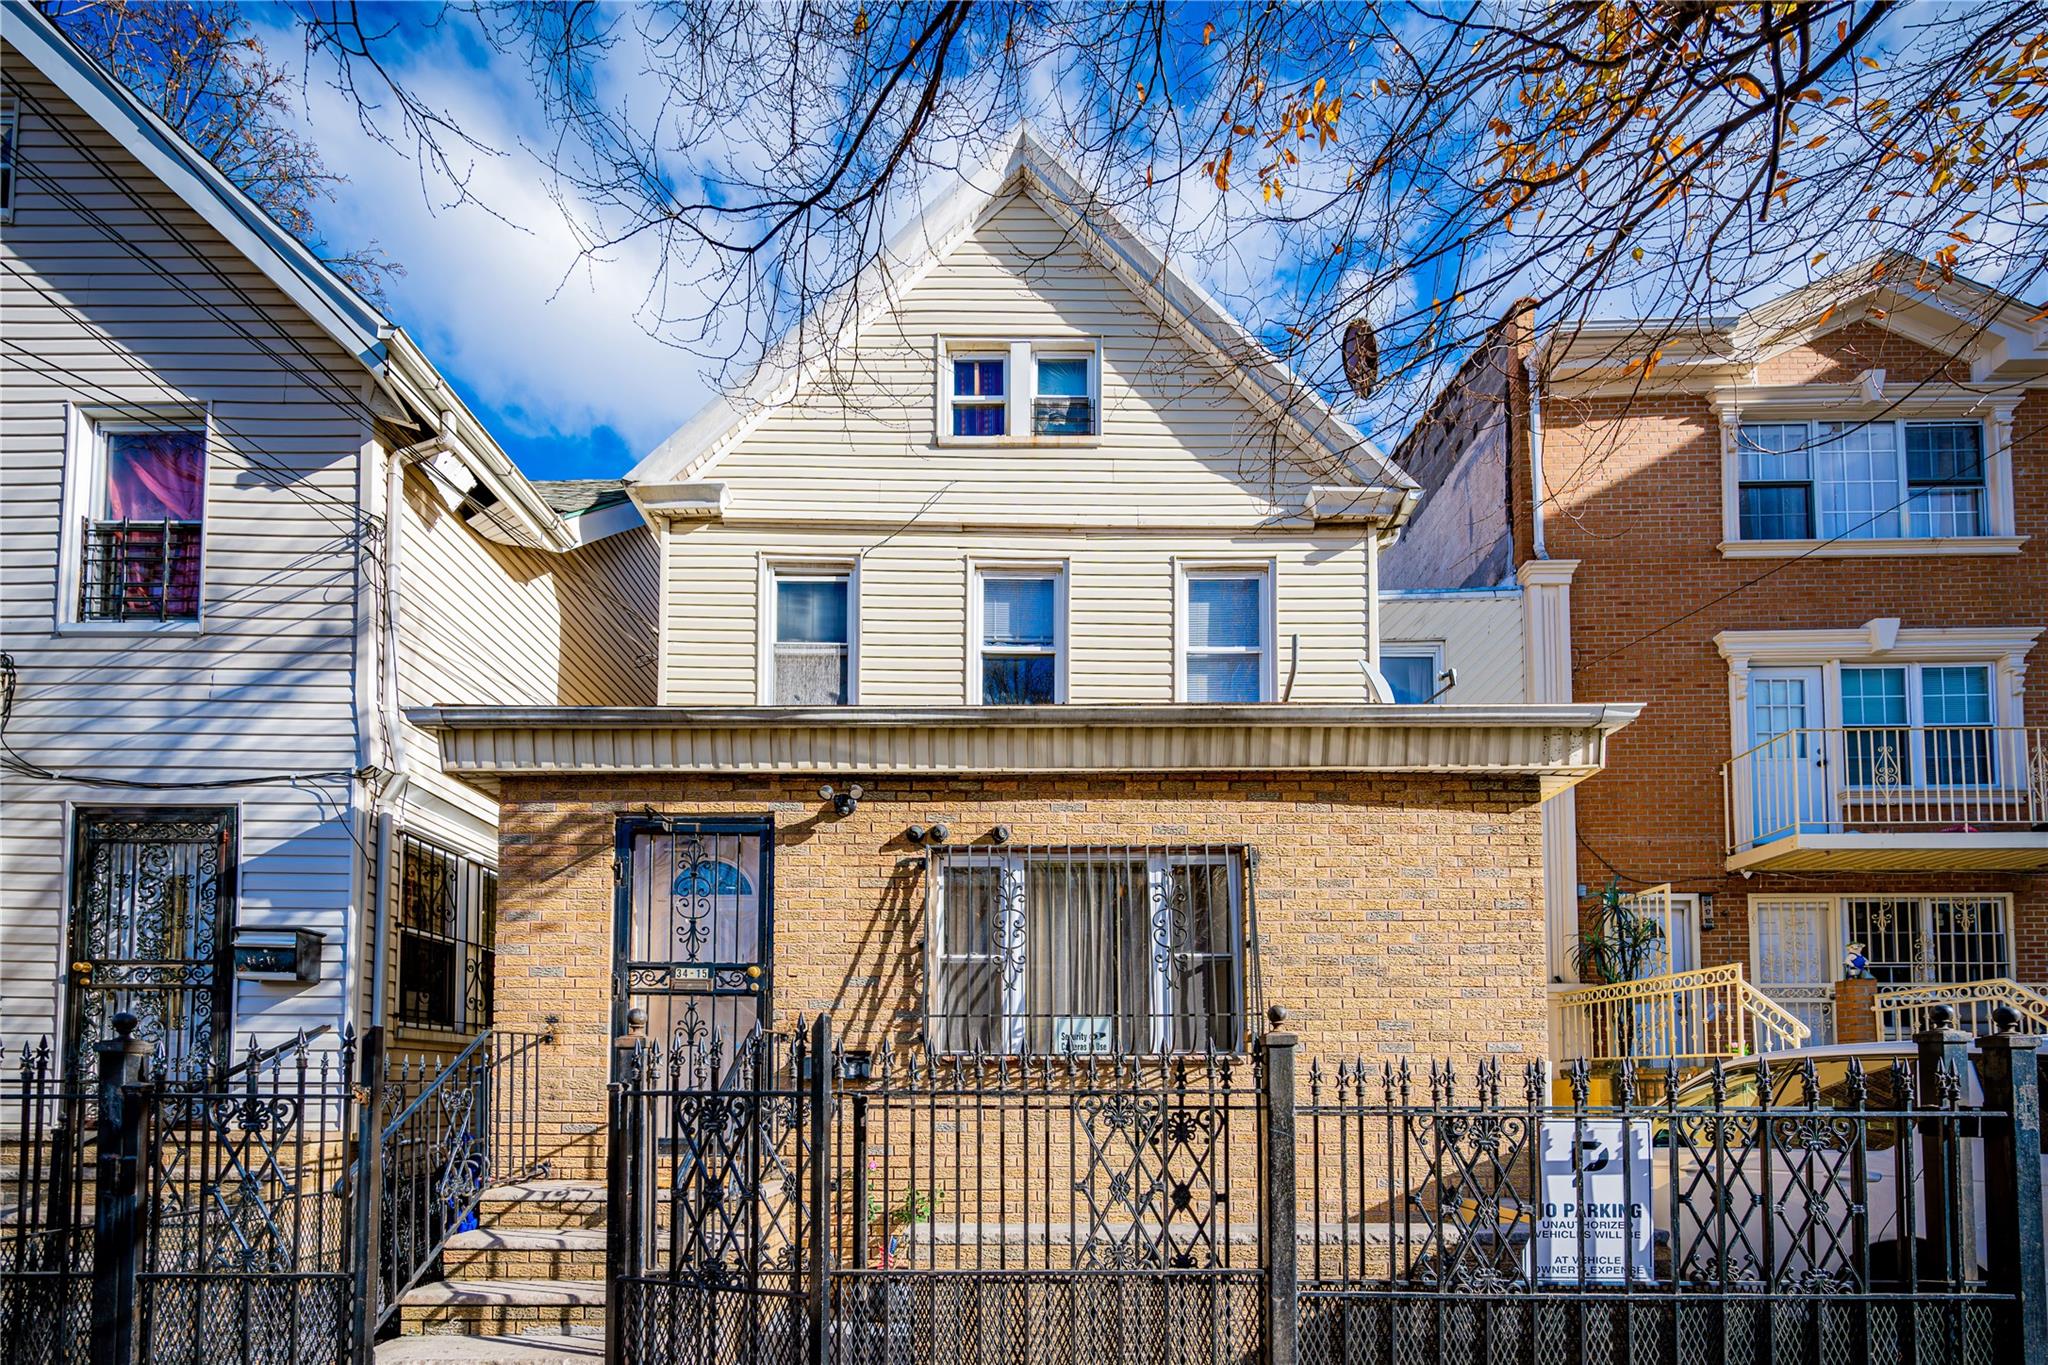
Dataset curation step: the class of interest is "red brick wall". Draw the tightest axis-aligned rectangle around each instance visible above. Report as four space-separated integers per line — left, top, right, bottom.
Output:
1536 323 2047 994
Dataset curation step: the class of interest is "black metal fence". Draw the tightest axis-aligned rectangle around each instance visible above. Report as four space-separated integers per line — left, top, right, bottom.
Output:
2 1016 359 1365
609 1008 2046 1365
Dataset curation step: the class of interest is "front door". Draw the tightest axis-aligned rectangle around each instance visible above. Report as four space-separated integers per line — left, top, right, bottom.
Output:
614 817 775 1061
65 808 236 1081
1747 667 1830 843
1751 898 1837 1045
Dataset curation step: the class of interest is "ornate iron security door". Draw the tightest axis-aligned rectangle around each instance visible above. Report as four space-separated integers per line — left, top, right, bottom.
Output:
615 817 775 1050
65 808 235 1081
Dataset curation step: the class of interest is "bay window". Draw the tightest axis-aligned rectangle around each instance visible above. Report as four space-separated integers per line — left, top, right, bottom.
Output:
1735 419 1986 543
926 845 1246 1055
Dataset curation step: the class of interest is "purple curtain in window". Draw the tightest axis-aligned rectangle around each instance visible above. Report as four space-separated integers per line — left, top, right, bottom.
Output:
105 430 205 520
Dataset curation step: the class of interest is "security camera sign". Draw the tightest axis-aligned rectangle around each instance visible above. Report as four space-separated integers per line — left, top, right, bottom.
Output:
1531 1119 1654 1285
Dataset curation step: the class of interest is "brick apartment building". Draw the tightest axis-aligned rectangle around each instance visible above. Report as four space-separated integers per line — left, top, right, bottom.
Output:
1386 258 2048 1050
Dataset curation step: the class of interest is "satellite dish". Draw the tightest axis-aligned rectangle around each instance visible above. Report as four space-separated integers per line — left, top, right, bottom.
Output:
1343 317 1380 400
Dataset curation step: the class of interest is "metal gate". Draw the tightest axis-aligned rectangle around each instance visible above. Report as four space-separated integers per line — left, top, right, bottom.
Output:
615 817 776 1052
65 809 236 1081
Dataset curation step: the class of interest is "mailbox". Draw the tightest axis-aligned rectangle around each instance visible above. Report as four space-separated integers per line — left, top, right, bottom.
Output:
233 928 325 984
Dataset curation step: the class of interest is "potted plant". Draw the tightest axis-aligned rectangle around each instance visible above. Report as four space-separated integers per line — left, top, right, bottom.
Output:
1572 878 1667 1060
866 1173 944 1268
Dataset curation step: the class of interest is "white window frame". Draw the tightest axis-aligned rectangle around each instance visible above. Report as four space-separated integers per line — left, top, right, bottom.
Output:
56 403 212 634
1748 893 2014 987
757 557 859 705
925 846 1247 1056
935 337 1102 446
1173 560 1277 704
966 559 1068 705
1834 660 1999 790
1713 393 2021 556
1 99 18 224
1380 643 1447 704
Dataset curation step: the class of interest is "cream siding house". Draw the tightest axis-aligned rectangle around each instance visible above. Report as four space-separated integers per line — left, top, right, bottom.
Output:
0 4 656 1074
409 133 1636 1204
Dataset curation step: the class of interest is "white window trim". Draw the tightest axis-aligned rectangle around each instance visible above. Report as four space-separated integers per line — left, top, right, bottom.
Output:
1715 622 2037 760
934 335 1102 447
1173 559 1278 704
965 558 1069 705
926 847 1247 1056
1 98 18 225
1380 642 1447 704
1747 892 2015 987
1711 390 2021 555
757 555 860 706
55 402 212 635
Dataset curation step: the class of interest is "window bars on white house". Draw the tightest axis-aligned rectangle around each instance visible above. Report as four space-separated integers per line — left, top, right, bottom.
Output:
396 833 497 1032
925 844 1253 1057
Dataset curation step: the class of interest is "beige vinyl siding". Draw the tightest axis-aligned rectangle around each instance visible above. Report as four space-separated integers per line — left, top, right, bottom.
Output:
0 53 368 1048
704 193 1355 527
1381 591 1527 704
661 525 1370 706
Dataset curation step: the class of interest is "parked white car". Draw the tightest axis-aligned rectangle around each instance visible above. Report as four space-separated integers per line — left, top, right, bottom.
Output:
1650 1041 2045 1283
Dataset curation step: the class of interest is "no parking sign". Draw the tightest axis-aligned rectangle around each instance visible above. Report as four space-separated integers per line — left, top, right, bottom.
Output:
1530 1118 1655 1284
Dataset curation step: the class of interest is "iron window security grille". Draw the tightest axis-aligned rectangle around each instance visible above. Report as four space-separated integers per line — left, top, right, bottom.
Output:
78 425 207 621
926 843 1251 1056
397 832 496 1031
1846 895 2011 986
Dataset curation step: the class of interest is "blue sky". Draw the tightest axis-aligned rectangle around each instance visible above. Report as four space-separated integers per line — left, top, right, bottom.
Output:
255 7 717 481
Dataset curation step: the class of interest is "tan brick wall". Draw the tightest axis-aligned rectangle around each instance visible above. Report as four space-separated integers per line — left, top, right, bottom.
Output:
1536 323 2048 992
492 770 1550 1176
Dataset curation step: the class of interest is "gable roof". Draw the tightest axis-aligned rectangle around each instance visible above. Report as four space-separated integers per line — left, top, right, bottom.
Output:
2 0 595 552
1538 253 2048 388
628 127 1418 524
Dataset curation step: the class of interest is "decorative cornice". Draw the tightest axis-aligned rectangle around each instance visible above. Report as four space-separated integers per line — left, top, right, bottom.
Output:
406 702 1642 797
1516 559 1580 588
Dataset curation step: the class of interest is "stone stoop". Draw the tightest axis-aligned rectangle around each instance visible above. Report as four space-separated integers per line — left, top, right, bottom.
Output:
392 1181 610 1350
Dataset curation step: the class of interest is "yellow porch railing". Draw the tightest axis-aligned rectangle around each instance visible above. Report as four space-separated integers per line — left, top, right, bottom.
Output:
1556 963 1811 1066
1872 977 2048 1040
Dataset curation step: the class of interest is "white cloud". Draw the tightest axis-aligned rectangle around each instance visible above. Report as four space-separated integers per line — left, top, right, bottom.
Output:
276 22 716 472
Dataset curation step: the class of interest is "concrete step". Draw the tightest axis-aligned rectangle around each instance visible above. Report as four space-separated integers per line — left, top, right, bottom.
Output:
478 1181 605 1230
443 1227 606 1280
397 1279 606 1338
376 1333 603 1363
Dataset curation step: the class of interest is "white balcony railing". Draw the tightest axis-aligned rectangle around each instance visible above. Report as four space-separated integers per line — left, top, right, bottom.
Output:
1872 977 2048 1041
1723 724 2048 855
1555 963 1811 1066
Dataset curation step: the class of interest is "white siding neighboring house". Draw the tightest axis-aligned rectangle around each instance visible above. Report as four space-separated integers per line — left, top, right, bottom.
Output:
0 5 657 1074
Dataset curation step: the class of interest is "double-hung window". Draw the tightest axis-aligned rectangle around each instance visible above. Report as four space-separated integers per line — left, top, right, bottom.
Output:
1735 419 1987 542
975 568 1062 704
396 834 496 1033
950 355 1007 437
927 845 1246 1055
78 422 207 621
1182 568 1270 703
942 342 1099 440
769 568 853 704
1840 662 1995 788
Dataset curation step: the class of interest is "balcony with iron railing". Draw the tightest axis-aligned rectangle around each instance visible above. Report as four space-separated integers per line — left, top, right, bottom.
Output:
1722 724 2048 872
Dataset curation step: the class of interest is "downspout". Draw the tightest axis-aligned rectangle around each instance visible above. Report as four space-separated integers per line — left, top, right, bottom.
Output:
369 443 415 1028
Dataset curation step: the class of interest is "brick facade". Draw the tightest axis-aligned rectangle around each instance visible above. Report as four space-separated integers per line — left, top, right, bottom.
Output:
491 770 1549 1176
1540 325 2047 1012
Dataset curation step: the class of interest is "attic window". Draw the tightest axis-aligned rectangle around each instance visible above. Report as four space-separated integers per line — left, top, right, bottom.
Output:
940 340 1101 442
0 101 16 222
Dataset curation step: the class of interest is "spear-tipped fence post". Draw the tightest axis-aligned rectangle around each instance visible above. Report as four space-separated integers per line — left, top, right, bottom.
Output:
1261 1006 1298 1365
351 1025 386 1365
89 1012 153 1365
1976 1004 2044 1365
1913 1004 1975 1287
807 1013 834 1365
